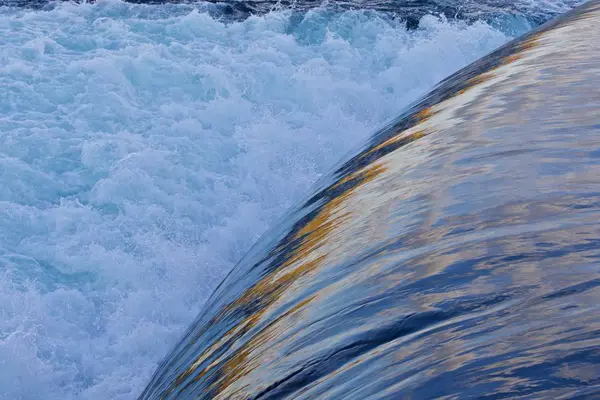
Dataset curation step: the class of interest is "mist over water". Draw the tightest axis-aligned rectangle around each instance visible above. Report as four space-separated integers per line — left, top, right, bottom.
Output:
0 0 581 398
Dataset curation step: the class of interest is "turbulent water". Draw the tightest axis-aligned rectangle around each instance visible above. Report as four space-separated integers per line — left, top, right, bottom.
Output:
0 0 586 399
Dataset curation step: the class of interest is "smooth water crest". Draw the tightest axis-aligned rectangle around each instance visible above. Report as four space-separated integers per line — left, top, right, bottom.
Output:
0 0 588 399
141 2 600 398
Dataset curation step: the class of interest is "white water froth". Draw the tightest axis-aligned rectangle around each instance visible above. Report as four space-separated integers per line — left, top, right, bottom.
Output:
0 2 522 398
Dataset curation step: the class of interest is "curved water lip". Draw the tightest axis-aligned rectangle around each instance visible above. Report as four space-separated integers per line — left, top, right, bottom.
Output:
140 1 600 399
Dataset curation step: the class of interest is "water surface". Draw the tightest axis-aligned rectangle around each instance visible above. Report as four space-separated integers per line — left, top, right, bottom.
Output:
140 2 600 398
0 0 590 398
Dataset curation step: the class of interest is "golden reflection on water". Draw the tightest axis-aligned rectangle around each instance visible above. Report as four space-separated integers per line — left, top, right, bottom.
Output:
142 2 600 399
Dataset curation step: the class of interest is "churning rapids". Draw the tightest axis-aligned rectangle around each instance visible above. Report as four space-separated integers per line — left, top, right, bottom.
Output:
0 0 593 399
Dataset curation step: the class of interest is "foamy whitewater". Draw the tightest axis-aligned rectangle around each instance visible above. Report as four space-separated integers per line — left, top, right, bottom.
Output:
0 2 540 398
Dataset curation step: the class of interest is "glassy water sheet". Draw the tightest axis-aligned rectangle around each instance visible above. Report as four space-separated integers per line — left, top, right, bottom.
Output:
140 2 600 399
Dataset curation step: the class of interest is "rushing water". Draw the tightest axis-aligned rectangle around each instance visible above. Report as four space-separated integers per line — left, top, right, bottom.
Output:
0 0 589 399
141 2 600 398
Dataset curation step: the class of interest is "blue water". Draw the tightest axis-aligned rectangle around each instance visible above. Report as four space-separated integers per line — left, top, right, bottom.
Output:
0 1 581 398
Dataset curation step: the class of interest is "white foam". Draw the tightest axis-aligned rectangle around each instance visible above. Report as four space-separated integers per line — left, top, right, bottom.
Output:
0 1 522 398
